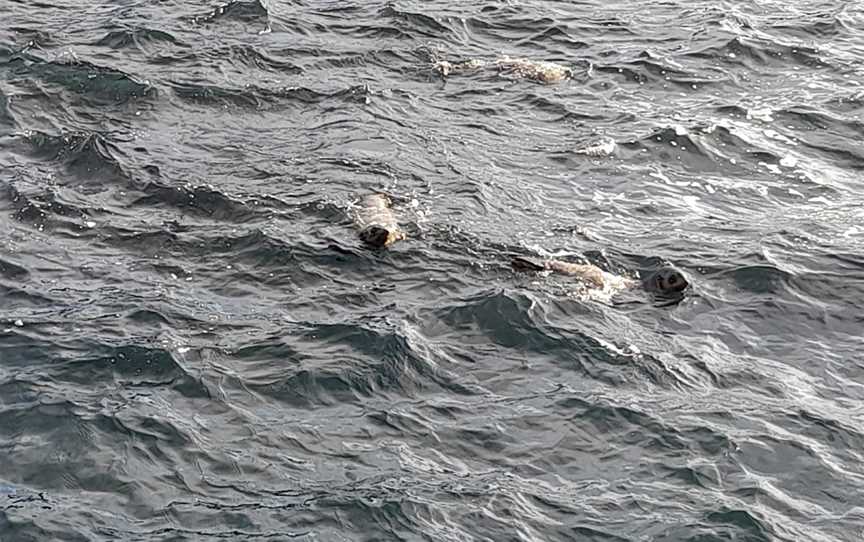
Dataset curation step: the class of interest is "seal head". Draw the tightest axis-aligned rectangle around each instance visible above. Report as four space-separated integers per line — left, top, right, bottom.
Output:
643 266 689 295
354 193 405 248
359 224 403 248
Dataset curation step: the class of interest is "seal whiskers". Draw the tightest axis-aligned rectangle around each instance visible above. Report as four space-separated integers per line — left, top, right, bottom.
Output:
354 193 405 248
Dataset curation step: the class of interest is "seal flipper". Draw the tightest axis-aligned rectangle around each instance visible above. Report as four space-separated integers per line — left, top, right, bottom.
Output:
511 256 547 272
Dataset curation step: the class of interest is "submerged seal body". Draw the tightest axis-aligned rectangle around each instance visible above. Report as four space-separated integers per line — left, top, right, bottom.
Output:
511 256 689 297
434 56 573 84
354 193 405 248
495 56 573 84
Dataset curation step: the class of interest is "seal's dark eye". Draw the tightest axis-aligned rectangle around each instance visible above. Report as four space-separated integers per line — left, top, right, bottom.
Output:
668 276 678 286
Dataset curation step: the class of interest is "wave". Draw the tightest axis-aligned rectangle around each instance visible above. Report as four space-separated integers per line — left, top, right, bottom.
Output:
301 47 415 74
787 269 864 323
379 6 455 40
17 130 133 186
595 52 726 87
557 395 734 455
153 44 301 75
128 182 269 222
625 125 712 156
96 226 180 255
215 44 301 72
770 11 853 40
92 226 391 289
5 52 154 105
0 253 29 281
169 81 268 109
0 87 14 130
774 105 864 137
685 36 828 70
620 124 742 175
238 321 476 408
769 106 864 169
0 43 14 63
618 121 848 188
169 81 369 110
1 130 136 230
424 289 686 387
124 183 340 225
94 26 185 49
514 94 606 123
204 229 377 272
702 508 775 541
2 180 93 231
59 345 210 399
721 263 793 294
191 0 269 27
512 24 588 50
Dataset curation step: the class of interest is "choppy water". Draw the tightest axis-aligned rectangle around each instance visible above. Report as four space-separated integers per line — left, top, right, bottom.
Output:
1 0 864 540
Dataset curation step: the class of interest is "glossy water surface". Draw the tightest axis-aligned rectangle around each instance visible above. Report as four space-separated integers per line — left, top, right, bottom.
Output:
1 1 864 540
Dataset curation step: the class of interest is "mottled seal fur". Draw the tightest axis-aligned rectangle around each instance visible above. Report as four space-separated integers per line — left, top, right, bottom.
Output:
434 56 573 84
354 193 405 248
512 256 689 296
575 136 617 157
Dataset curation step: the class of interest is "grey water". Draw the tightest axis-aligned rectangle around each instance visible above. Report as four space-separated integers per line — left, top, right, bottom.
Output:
1 0 864 540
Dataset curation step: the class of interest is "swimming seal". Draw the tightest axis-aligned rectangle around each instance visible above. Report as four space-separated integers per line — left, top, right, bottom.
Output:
434 56 573 84
511 256 689 296
354 193 405 248
495 56 573 84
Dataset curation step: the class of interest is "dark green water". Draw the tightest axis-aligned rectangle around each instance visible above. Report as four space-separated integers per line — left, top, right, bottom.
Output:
1 1 863 540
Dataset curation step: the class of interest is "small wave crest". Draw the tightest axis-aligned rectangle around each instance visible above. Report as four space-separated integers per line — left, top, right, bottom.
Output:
685 36 829 70
94 26 185 50
191 0 270 31
232 320 475 408
14 130 133 188
169 81 369 110
6 52 154 106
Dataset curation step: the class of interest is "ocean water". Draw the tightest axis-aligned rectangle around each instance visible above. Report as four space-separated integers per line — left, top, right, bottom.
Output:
1 1 864 540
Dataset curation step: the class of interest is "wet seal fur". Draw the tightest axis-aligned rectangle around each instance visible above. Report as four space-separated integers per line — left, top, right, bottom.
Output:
512 256 689 299
354 193 405 248
434 56 574 84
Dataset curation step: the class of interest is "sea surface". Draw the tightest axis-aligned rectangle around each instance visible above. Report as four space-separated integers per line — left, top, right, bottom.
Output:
1 1 864 540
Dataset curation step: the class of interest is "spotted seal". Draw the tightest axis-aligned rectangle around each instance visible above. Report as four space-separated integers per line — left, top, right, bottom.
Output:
511 256 689 297
354 193 405 248
434 55 574 84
